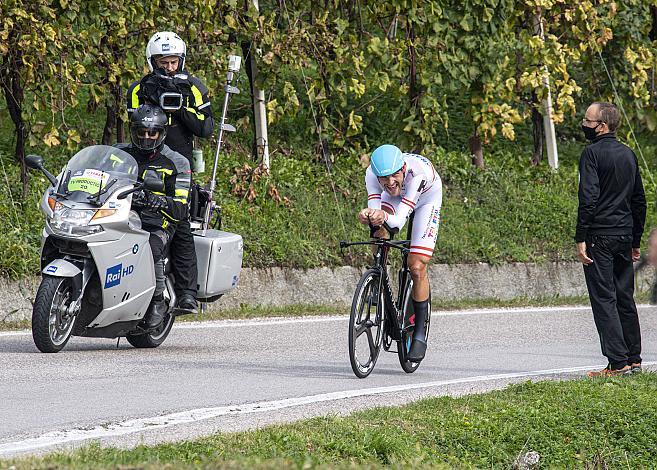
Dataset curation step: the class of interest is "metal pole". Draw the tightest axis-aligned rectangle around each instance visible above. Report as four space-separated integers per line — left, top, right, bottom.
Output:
203 57 241 233
208 71 234 199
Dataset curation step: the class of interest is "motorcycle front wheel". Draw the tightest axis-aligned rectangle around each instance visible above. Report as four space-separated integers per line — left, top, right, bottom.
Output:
32 275 77 353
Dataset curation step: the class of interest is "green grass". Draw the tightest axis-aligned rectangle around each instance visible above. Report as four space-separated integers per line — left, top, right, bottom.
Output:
3 373 657 469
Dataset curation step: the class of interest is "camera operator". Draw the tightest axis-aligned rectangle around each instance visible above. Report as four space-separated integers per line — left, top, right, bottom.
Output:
127 31 214 315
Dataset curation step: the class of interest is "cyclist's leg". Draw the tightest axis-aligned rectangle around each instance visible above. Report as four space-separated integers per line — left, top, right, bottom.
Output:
406 188 441 361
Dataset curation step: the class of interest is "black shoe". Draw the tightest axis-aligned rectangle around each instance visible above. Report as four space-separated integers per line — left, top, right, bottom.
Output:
406 338 427 362
175 293 198 315
144 299 167 329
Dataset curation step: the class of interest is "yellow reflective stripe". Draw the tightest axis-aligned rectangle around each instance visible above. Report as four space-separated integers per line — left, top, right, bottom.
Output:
162 219 169 229
191 85 203 107
175 188 189 198
131 84 140 109
184 107 205 121
156 168 174 176
161 211 178 223
110 154 124 164
152 191 166 196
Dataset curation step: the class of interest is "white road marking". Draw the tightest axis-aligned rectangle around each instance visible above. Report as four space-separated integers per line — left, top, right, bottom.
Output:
2 304 655 337
1 362 654 456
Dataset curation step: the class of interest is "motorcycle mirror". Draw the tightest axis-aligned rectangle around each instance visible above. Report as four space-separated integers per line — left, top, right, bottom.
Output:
26 154 58 186
25 154 44 170
117 181 144 200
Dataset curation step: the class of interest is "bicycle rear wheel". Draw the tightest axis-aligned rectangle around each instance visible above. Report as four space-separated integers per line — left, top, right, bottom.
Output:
349 268 385 378
398 280 431 373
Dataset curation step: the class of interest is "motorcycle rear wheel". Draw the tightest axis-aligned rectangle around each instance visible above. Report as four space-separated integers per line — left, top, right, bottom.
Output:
126 313 175 348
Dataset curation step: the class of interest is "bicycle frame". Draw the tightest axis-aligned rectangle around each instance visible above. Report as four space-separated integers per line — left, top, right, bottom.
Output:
340 237 412 340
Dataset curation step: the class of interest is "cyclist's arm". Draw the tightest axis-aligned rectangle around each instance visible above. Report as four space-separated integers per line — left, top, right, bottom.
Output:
365 168 382 210
383 176 425 230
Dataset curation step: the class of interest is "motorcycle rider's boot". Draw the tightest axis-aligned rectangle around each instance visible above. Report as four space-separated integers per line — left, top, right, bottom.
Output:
406 298 429 362
175 293 198 315
144 296 167 329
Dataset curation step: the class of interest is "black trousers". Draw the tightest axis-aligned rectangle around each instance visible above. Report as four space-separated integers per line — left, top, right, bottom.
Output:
583 234 641 369
149 230 169 298
170 218 198 297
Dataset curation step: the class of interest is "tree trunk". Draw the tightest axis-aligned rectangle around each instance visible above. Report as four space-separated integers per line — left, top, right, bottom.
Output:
407 21 420 110
2 48 29 194
317 62 332 167
531 96 544 166
102 94 117 145
469 127 484 169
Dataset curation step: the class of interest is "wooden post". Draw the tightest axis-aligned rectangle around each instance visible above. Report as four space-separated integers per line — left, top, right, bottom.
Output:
250 0 270 171
534 11 558 170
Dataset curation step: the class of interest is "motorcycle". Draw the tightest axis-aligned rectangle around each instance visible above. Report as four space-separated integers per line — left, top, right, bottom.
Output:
25 144 243 353
26 55 244 353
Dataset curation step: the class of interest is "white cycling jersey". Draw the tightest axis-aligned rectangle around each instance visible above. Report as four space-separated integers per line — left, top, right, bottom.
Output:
365 153 442 258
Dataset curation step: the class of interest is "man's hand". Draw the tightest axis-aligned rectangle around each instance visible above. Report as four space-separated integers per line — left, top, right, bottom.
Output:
632 247 641 263
357 208 386 226
134 191 167 212
576 242 593 265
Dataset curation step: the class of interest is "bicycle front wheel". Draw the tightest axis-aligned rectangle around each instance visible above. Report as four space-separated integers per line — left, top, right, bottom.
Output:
348 268 385 378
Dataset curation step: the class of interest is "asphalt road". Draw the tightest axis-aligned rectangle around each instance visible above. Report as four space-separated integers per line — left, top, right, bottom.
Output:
1 305 656 457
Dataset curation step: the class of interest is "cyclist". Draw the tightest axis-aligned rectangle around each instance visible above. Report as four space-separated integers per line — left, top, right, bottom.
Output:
358 144 443 362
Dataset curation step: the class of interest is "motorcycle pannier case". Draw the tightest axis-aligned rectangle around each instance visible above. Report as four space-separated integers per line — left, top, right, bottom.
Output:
194 229 243 301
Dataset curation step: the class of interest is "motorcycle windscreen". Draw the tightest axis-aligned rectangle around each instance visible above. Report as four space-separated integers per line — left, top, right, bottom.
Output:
59 145 138 204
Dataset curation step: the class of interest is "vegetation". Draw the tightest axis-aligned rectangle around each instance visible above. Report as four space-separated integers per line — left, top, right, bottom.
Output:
1 1 656 277
4 373 657 468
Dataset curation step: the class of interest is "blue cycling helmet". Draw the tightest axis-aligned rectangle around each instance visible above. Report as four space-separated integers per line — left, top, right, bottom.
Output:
370 145 404 177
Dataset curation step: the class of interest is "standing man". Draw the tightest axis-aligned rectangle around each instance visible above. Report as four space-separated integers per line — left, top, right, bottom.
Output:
127 31 215 315
576 101 646 377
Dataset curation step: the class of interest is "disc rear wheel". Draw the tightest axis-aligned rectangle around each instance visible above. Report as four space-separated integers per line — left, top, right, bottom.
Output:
398 281 431 373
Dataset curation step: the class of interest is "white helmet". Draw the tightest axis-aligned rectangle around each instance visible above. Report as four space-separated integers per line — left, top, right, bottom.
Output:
146 31 186 72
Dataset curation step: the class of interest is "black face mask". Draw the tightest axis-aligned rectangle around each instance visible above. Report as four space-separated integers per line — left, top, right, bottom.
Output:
581 123 600 141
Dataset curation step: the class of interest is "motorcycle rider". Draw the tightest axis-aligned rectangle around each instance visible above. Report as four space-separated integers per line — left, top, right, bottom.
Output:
127 31 214 315
116 104 192 328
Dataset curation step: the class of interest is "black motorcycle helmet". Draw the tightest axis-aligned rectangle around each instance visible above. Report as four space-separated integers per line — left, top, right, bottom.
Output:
129 104 167 154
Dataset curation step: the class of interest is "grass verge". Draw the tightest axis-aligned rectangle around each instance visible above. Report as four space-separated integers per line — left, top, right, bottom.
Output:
3 373 656 469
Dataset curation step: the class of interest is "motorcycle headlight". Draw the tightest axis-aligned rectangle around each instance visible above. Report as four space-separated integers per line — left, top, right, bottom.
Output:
47 206 104 236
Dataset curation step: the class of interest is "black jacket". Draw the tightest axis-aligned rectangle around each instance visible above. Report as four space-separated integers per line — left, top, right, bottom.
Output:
575 133 646 247
115 143 191 233
127 72 214 162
